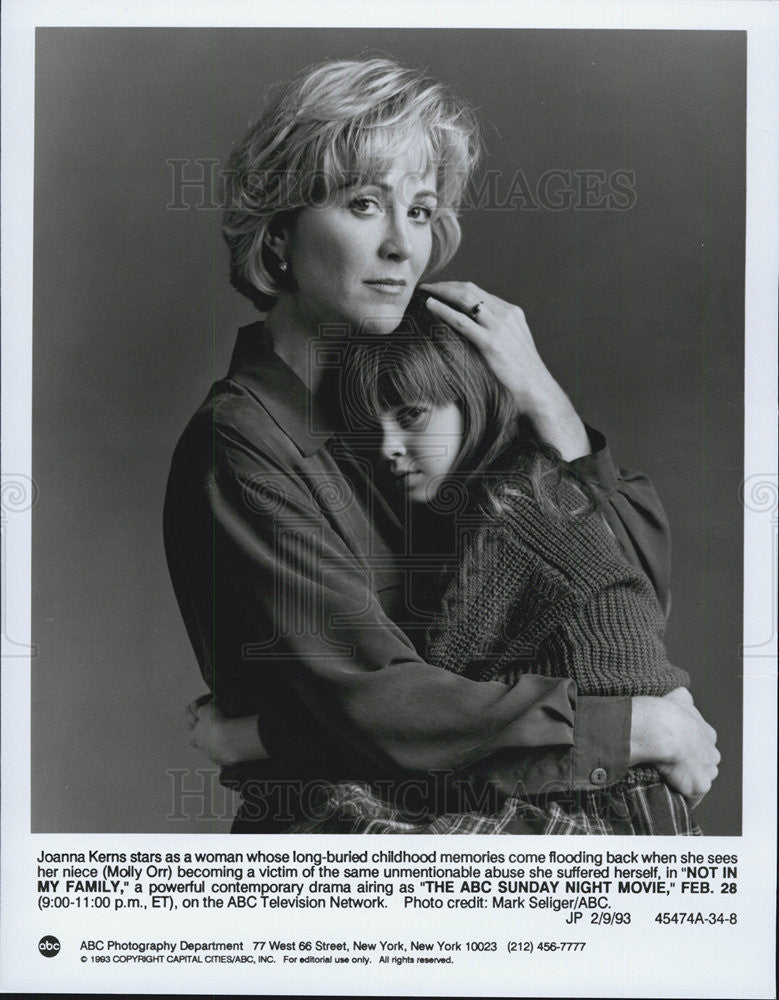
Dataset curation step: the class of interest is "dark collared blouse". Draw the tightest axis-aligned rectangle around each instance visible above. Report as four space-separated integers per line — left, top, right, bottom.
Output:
164 323 671 828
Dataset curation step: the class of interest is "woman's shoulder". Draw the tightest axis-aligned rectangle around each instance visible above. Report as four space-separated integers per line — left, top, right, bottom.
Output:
171 376 308 481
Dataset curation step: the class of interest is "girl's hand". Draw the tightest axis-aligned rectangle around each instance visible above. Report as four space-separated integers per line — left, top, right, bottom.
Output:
419 281 591 461
185 697 268 766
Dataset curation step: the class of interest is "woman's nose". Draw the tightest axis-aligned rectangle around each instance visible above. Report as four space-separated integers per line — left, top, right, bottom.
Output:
379 211 412 261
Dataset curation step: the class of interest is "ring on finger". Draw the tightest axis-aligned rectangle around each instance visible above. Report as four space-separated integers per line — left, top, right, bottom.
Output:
469 300 485 319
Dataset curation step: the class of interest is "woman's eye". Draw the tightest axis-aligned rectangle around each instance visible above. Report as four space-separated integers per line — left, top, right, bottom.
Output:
409 204 434 223
350 196 381 215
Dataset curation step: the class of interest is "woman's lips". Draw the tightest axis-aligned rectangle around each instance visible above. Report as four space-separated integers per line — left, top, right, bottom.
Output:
364 279 407 295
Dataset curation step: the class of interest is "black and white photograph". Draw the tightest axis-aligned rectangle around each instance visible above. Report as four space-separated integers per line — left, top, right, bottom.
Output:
30 25 741 836
1 2 776 997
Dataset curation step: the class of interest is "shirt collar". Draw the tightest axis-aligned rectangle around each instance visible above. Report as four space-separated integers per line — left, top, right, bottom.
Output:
227 322 335 457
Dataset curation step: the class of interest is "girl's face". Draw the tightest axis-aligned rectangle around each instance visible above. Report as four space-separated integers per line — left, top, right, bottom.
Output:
378 400 464 503
282 151 437 336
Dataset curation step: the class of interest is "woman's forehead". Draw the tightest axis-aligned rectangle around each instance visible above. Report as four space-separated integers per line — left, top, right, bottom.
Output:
349 168 438 199
343 128 438 188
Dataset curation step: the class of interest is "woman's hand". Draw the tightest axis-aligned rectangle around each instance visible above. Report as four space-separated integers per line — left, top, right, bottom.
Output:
185 697 269 766
419 281 591 461
630 687 720 806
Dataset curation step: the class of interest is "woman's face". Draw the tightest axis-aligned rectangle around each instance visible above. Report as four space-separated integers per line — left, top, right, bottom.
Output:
378 400 464 503
284 152 437 335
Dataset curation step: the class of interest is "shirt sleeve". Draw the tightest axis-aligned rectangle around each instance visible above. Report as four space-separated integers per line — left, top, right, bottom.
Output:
564 425 673 786
165 415 619 797
571 696 632 789
569 426 672 616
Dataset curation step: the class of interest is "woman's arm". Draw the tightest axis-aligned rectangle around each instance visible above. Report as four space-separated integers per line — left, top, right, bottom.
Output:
420 281 590 460
421 281 672 611
570 433 673 615
165 398 619 798
186 697 267 767
186 690 719 806
166 367 714 803
631 689 720 805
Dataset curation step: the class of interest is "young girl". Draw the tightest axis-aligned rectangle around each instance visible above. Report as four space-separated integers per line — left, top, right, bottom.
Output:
188 309 701 836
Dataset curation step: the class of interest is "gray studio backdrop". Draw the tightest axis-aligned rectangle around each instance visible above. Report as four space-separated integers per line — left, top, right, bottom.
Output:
32 28 744 834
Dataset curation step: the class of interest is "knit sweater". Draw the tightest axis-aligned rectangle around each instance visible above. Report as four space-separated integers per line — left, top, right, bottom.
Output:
423 459 689 699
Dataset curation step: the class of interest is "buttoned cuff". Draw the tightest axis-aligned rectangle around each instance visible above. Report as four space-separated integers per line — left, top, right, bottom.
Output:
566 425 619 495
571 695 632 789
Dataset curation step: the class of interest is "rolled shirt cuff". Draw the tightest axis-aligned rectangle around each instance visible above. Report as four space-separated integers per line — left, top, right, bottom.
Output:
571 695 632 789
566 425 619 495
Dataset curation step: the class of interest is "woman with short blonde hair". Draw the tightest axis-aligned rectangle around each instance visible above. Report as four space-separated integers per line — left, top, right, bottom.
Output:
222 57 479 310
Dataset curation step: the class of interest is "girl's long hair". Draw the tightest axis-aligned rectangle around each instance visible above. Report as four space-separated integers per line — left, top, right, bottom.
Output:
343 294 590 519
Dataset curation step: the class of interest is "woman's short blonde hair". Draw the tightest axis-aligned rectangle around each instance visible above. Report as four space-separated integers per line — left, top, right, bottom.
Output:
222 57 482 310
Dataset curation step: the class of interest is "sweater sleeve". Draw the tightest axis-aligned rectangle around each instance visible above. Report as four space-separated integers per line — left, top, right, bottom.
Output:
531 583 691 699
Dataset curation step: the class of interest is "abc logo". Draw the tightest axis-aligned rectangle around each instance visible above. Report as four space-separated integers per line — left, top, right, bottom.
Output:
38 935 61 958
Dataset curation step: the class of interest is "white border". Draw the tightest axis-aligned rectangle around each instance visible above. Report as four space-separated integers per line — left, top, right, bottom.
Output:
2 2 777 997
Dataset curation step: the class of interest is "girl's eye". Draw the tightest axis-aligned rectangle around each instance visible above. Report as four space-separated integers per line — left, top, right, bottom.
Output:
398 406 428 428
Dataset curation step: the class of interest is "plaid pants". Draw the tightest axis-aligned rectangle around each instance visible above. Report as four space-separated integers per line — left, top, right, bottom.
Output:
283 774 702 836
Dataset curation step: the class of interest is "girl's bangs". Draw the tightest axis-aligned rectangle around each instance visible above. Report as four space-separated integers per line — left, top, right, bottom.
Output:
348 339 457 422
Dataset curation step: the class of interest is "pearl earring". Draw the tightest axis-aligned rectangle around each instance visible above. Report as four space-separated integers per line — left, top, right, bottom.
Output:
278 257 289 274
